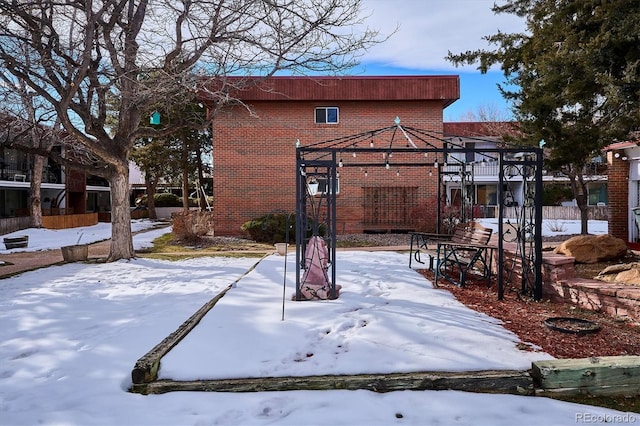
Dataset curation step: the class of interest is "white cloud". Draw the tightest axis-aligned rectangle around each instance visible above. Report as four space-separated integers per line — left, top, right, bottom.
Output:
361 0 526 71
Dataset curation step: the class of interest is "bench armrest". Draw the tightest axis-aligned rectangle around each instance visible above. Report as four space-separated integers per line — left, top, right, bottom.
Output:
437 242 494 250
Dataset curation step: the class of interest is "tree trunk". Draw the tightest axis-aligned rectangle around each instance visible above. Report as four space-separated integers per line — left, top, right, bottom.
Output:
567 169 589 234
29 154 45 228
182 166 190 211
196 145 206 210
108 166 135 261
145 178 158 220
575 176 590 235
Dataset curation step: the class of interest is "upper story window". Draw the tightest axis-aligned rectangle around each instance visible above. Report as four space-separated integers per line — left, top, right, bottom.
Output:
315 107 339 124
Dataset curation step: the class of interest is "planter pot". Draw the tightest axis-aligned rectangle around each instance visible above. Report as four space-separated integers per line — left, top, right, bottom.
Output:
274 243 289 256
155 206 199 220
61 244 89 262
4 235 28 249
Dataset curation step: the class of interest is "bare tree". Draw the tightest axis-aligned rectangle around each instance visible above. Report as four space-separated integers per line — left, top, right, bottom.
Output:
457 104 512 123
0 64 63 228
0 0 382 261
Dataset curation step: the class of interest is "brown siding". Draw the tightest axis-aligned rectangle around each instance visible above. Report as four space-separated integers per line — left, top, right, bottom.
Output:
204 75 459 106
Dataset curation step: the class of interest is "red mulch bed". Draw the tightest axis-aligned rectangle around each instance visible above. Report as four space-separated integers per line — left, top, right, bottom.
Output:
417 269 640 359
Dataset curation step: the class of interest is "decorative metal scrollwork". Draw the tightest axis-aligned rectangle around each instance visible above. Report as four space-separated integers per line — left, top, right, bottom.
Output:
498 150 543 300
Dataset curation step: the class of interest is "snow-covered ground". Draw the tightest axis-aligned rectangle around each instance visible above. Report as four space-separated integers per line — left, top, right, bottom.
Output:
477 218 609 237
1 219 636 425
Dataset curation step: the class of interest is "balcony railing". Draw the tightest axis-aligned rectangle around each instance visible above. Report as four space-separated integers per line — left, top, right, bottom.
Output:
0 167 61 183
442 162 500 178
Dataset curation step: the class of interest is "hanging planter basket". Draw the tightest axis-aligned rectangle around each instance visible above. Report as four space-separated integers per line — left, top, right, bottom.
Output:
544 317 601 335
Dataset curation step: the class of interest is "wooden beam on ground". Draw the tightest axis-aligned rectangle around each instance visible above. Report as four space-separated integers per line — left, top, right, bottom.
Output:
130 284 233 384
129 369 533 395
532 356 640 397
130 255 268 384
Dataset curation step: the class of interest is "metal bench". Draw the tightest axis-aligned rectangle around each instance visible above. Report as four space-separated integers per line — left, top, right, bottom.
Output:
409 229 455 269
434 222 494 287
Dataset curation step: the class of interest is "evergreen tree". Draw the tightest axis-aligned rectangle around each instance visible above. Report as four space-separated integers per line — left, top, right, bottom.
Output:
448 0 640 233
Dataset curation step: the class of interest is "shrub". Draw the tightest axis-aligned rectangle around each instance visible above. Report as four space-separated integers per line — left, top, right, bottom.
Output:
172 210 214 241
241 213 326 244
542 183 573 206
409 197 460 234
154 193 182 207
135 193 199 208
545 219 567 233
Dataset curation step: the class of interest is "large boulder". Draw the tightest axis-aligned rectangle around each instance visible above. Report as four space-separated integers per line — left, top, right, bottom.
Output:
596 263 640 285
553 234 627 264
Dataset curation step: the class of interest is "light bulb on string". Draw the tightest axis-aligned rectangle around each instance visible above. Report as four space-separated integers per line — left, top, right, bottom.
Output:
338 158 344 167
364 169 368 177
433 159 439 168
385 160 390 170
370 139 374 148
396 169 400 177
353 151 357 158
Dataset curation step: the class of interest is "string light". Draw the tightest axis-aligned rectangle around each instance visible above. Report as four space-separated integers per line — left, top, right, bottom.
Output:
396 169 400 177
338 158 343 167
385 160 390 170
364 169 368 177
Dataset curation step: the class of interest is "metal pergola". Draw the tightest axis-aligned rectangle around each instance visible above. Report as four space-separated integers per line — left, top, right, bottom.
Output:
294 118 543 301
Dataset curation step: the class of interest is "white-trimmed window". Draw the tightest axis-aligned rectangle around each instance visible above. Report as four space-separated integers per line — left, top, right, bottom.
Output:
315 107 339 124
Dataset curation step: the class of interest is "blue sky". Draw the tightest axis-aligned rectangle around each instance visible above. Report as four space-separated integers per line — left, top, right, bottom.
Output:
353 0 526 122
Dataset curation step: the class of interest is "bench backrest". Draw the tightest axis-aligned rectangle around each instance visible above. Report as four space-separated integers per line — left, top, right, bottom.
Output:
449 222 493 246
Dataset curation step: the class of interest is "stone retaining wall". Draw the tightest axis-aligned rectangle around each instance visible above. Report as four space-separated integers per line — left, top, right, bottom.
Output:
541 252 640 323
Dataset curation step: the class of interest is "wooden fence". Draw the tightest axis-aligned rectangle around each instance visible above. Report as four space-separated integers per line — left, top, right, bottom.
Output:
0 216 32 236
41 213 98 229
503 205 609 221
0 205 612 236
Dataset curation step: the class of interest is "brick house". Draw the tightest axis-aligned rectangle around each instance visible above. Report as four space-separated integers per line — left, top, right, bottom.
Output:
204 76 460 236
606 140 640 246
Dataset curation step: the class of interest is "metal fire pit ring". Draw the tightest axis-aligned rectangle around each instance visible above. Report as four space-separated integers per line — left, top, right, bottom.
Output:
544 317 601 335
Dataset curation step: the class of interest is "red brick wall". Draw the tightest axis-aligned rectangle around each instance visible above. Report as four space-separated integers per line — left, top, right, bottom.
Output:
607 151 629 242
212 100 445 235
